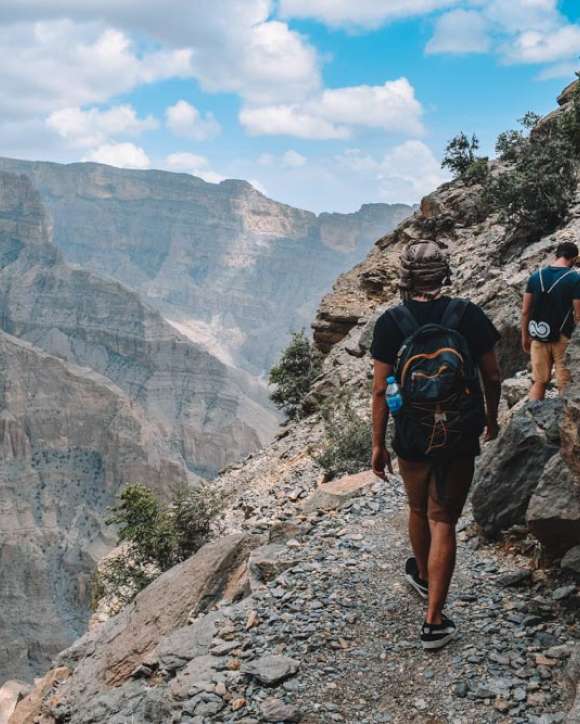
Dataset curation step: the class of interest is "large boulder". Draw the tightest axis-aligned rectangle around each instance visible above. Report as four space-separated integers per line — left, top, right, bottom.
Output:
562 329 580 477
527 454 580 553
11 534 259 722
472 400 563 537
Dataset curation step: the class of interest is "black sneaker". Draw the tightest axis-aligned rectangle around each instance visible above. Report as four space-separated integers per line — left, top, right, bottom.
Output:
421 614 457 651
405 557 428 599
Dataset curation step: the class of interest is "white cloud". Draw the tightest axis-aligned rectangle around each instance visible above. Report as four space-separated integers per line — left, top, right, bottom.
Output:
316 79 423 135
47 104 157 147
282 150 307 167
482 0 561 34
1 2 320 108
426 0 580 77
82 142 151 169
257 150 307 167
165 100 221 141
240 105 349 139
241 78 423 139
504 26 580 64
280 0 460 28
426 10 491 54
165 152 225 183
338 141 449 204
0 22 191 121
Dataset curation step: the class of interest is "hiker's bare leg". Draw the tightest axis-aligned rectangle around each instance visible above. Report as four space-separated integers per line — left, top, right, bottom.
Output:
426 520 456 625
408 509 430 581
529 381 547 401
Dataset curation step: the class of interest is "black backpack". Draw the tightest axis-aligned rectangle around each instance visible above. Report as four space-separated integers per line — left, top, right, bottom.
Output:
528 267 575 343
389 299 486 462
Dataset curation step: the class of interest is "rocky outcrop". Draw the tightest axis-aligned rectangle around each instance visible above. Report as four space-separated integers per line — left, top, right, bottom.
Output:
0 173 278 688
527 453 580 552
473 329 580 552
10 534 259 723
472 400 563 537
0 157 411 372
562 329 580 477
0 172 277 479
0 329 192 686
311 173 568 379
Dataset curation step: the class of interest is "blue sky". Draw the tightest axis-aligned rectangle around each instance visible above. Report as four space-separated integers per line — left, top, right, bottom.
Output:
1 1 580 213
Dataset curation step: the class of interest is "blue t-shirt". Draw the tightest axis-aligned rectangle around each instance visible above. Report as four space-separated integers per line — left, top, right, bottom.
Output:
526 267 580 339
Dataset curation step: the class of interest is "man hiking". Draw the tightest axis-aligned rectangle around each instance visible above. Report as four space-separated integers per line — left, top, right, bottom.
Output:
521 241 580 401
370 240 501 651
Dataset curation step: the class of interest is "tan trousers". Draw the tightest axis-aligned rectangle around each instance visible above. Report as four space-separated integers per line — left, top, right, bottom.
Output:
531 336 571 391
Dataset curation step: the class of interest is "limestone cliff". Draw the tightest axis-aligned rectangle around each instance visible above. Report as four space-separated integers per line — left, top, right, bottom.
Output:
0 328 193 686
0 172 276 690
0 173 278 479
0 157 411 372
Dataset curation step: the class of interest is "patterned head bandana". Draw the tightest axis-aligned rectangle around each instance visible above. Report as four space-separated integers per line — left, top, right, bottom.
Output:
399 239 451 300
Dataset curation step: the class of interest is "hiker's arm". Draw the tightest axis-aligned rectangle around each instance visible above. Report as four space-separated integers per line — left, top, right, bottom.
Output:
574 298 580 324
479 349 501 442
372 360 394 479
521 292 533 353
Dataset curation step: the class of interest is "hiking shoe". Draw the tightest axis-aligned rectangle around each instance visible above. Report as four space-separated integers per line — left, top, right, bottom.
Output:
421 614 457 651
405 557 428 599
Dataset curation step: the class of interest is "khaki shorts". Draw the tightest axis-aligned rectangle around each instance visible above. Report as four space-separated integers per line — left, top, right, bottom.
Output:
531 336 571 390
398 456 475 524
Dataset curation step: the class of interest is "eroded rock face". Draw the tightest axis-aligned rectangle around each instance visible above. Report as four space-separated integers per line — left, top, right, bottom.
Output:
0 158 411 372
527 454 580 552
562 329 580 477
311 171 561 379
0 330 192 685
472 401 563 537
0 173 278 687
10 534 259 723
0 172 278 478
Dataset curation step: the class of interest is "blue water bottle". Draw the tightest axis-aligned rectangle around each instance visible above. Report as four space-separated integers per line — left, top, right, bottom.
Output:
386 376 403 415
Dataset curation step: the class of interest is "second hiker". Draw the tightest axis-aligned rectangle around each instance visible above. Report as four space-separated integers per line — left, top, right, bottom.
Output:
370 239 502 651
521 241 580 400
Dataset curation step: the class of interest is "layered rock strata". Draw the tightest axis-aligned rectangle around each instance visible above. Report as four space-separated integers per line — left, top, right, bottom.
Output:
0 157 411 372
0 329 192 685
0 172 277 479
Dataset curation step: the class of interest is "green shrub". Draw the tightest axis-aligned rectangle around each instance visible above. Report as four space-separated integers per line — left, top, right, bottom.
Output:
315 396 372 479
269 330 321 420
485 112 576 240
92 482 222 614
442 133 482 178
560 82 580 156
463 157 489 185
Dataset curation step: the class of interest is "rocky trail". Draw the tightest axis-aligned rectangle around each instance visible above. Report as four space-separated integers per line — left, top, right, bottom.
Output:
11 456 579 724
206 472 578 724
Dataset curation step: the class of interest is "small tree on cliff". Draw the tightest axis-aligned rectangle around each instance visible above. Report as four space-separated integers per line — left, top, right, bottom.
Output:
560 82 580 156
486 112 577 240
442 133 485 180
315 394 372 479
269 330 321 420
92 482 222 613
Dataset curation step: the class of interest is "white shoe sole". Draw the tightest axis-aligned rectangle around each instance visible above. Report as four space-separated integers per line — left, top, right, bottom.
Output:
405 573 428 600
422 628 457 650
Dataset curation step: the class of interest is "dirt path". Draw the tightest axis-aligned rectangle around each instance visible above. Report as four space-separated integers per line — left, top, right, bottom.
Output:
235 475 578 724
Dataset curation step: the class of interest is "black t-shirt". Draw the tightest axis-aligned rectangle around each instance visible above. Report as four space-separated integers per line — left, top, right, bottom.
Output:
525 267 580 339
370 297 501 460
371 297 501 365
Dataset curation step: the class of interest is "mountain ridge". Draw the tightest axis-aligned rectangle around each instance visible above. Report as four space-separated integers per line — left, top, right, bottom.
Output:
0 157 412 372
